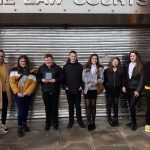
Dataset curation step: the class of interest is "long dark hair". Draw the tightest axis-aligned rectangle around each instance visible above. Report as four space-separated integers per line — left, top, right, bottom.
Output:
128 50 143 76
107 57 123 74
84 54 101 70
17 55 31 75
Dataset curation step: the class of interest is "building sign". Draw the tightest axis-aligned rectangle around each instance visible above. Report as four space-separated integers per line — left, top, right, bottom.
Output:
0 0 149 14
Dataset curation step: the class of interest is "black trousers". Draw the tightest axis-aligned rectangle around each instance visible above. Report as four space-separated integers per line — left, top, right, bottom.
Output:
145 90 150 125
106 96 118 120
1 92 8 125
42 92 59 125
66 91 83 124
126 88 139 123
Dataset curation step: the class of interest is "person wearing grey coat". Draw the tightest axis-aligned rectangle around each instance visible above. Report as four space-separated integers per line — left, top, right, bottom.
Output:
82 54 104 131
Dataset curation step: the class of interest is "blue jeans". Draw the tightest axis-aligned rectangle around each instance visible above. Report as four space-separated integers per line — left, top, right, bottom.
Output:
15 95 30 127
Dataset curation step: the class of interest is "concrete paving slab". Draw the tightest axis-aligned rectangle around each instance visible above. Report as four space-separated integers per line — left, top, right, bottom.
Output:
95 145 130 150
91 130 127 146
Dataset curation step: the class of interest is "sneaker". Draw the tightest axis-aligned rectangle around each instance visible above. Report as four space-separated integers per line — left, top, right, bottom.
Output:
0 124 8 134
145 125 150 132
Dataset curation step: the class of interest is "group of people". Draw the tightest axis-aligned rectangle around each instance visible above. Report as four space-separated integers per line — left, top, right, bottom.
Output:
0 49 150 137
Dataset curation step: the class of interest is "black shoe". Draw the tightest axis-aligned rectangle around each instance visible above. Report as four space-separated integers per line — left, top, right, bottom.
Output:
108 118 115 127
67 122 74 129
53 122 58 130
87 123 92 131
79 122 86 128
45 123 50 131
18 127 24 137
113 118 119 127
91 123 96 130
131 122 137 131
126 122 131 127
23 124 30 132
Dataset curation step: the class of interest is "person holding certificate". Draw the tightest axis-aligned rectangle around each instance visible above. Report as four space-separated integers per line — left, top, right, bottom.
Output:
37 54 63 130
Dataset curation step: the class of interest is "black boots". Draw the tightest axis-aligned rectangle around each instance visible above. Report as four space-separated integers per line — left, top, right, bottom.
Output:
87 121 95 131
18 124 30 137
108 117 119 127
18 127 24 137
23 123 30 132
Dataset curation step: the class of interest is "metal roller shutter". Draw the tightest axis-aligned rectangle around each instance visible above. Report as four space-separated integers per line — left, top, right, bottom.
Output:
0 27 149 119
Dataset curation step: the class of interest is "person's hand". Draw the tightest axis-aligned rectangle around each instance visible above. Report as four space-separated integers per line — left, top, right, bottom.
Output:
93 80 98 85
42 79 49 83
134 91 139 97
49 79 56 83
23 92 28 97
17 92 24 98
79 87 82 91
122 87 126 93
66 87 69 90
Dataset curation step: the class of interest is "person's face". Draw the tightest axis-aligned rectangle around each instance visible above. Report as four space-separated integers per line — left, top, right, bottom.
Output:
69 53 77 63
91 56 97 65
112 59 119 67
44 57 53 67
0 52 5 64
130 53 137 63
19 58 26 68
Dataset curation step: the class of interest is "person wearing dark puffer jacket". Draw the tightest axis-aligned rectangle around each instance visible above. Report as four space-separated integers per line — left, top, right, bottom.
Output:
63 51 85 129
104 57 123 127
37 54 63 131
122 50 143 131
144 62 150 132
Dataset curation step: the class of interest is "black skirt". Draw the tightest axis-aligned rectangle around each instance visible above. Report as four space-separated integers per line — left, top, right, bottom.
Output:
84 90 97 99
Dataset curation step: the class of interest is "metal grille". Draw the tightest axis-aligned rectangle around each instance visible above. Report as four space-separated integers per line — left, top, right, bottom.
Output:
0 27 149 119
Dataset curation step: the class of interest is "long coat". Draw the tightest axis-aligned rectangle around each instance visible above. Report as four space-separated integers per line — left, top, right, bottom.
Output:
0 63 12 109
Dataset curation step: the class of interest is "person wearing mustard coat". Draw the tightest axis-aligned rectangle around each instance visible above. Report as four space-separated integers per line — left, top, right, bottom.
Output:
9 55 37 137
0 49 12 134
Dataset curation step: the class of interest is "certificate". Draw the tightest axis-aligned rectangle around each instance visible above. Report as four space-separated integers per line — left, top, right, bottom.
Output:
45 72 52 80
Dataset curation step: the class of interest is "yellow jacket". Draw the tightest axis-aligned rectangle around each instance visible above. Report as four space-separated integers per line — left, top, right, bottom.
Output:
0 63 12 109
9 67 37 96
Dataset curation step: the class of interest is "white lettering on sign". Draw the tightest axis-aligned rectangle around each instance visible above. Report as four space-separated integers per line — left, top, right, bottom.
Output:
73 0 86 5
0 0 148 6
114 0 125 6
73 0 148 6
35 0 49 5
137 0 147 6
0 0 15 5
87 0 100 5
24 0 62 5
101 0 112 6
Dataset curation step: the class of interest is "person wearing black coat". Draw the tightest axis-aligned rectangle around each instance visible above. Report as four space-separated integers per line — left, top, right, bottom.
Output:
122 50 143 131
37 54 63 130
63 51 85 129
104 57 123 127
144 62 150 132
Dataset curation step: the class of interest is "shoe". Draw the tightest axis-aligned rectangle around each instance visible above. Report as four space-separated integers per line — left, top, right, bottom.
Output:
131 122 137 131
108 118 114 127
45 123 50 131
18 127 24 137
53 122 58 130
113 118 119 127
126 122 131 127
79 122 86 128
87 123 92 131
67 122 74 129
23 124 30 132
91 123 96 130
0 124 8 134
145 125 150 132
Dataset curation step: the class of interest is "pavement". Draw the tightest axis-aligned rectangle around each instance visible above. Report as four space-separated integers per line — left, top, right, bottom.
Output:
0 117 150 150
